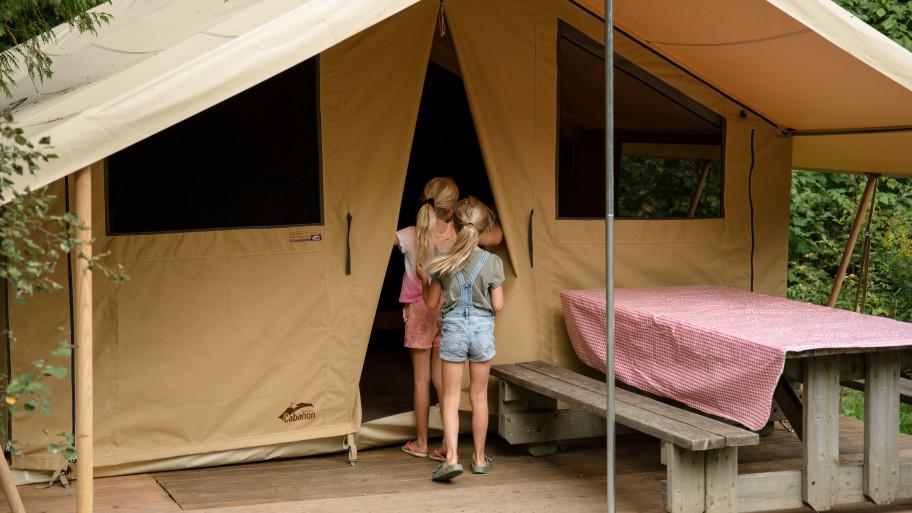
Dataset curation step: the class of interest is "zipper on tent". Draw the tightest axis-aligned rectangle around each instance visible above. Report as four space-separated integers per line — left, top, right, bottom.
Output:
64 176 77 448
438 1 447 38
2 270 10 460
346 213 352 275
747 128 756 292
528 210 534 268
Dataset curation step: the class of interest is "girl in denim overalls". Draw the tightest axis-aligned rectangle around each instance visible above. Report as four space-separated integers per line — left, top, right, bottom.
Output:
417 196 505 481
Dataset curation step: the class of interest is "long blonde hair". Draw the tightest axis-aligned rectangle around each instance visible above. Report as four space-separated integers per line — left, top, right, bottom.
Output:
416 177 459 265
428 196 495 277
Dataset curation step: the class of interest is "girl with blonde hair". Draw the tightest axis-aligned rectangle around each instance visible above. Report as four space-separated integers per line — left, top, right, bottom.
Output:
395 177 457 460
395 178 502 461
416 196 505 481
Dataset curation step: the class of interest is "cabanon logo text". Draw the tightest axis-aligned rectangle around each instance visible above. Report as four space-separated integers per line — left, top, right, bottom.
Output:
278 402 316 423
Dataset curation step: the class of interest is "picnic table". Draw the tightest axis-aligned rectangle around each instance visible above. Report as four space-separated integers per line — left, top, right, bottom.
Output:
559 286 912 512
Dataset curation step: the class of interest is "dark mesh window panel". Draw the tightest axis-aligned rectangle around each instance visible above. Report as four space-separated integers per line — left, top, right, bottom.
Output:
106 58 321 234
617 155 723 218
557 23 724 220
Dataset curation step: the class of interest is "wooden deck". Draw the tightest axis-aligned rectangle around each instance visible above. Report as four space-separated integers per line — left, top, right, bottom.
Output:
5 417 912 513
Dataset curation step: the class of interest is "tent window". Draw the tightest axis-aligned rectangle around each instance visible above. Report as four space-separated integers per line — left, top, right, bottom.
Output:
556 22 725 220
105 57 322 235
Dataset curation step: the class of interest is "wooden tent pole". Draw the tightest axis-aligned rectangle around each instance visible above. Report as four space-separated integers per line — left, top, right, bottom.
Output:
0 455 25 513
73 166 94 513
687 161 712 218
827 175 877 308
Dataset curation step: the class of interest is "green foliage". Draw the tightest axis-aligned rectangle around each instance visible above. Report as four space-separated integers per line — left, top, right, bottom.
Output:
792 1 912 320
0 0 117 462
841 388 912 435
1 335 74 458
795 0 912 432
617 157 723 218
0 77 127 302
788 171 912 320
0 1 111 97
832 0 912 51
45 432 76 461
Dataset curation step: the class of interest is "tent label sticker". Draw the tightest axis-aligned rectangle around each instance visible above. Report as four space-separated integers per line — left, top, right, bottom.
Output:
278 402 317 423
289 231 322 243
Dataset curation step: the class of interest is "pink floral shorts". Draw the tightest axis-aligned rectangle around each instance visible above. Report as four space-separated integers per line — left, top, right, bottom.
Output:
403 302 441 349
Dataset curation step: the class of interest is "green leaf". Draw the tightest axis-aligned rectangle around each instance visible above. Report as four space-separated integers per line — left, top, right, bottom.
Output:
51 345 72 358
42 366 68 379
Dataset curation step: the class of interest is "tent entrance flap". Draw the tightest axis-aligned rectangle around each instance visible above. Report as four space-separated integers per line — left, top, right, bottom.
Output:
362 35 501 424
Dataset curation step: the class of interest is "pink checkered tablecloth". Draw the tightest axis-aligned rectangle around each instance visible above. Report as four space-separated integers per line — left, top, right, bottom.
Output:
560 286 912 430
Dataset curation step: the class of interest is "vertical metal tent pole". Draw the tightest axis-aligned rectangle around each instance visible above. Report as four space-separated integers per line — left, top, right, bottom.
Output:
604 1 616 512
74 167 94 513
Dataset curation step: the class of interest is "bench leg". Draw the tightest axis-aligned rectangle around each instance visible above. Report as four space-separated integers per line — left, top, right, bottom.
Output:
527 442 559 456
664 441 706 513
705 447 737 513
499 381 560 456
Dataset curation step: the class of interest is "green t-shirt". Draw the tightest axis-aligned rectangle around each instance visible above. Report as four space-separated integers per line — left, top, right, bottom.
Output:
433 250 505 314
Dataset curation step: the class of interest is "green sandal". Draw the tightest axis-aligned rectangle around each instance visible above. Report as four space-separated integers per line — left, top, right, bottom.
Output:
471 455 493 474
432 462 463 482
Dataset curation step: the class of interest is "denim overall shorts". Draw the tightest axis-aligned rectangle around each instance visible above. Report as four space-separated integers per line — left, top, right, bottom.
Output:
439 251 496 363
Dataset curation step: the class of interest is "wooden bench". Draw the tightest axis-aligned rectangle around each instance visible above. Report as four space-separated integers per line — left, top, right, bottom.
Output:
491 361 759 513
842 377 912 405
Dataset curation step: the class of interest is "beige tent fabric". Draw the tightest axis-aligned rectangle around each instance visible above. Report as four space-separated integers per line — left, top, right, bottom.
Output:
446 0 791 372
444 0 541 373
319 0 438 450
2 0 424 196
573 0 912 177
12 407 447 484
791 131 912 177
0 0 853 475
767 0 912 94
9 0 438 470
3 0 911 186
600 0 912 132
7 180 74 471
555 5 791 367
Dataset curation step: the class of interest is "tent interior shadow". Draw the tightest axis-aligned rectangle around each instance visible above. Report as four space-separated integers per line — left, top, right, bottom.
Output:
360 32 496 424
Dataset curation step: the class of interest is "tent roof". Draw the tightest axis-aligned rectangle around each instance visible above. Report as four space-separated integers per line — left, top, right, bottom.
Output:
579 0 912 177
4 0 912 188
0 0 421 193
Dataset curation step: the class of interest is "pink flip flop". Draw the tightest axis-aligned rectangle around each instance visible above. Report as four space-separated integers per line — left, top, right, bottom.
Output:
429 449 447 462
401 441 428 458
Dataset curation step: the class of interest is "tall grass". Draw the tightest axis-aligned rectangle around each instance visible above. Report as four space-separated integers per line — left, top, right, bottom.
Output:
841 388 912 434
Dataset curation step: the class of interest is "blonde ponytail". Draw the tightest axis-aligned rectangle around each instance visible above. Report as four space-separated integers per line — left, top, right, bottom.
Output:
415 177 459 265
428 196 495 277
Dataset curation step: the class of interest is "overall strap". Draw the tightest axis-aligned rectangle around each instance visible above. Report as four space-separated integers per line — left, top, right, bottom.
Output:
455 251 489 289
466 251 489 285
454 267 468 288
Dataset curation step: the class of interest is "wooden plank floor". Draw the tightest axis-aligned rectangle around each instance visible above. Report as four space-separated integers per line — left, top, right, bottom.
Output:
6 417 912 513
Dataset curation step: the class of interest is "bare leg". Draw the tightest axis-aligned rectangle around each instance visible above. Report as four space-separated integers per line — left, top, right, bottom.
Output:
431 347 443 403
441 360 464 466
409 348 432 453
469 360 491 467
430 347 445 455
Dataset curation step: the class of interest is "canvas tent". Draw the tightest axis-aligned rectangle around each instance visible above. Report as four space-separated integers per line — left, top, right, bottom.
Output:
2 0 912 483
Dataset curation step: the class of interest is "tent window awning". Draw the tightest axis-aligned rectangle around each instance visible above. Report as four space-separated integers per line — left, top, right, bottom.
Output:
573 0 912 176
